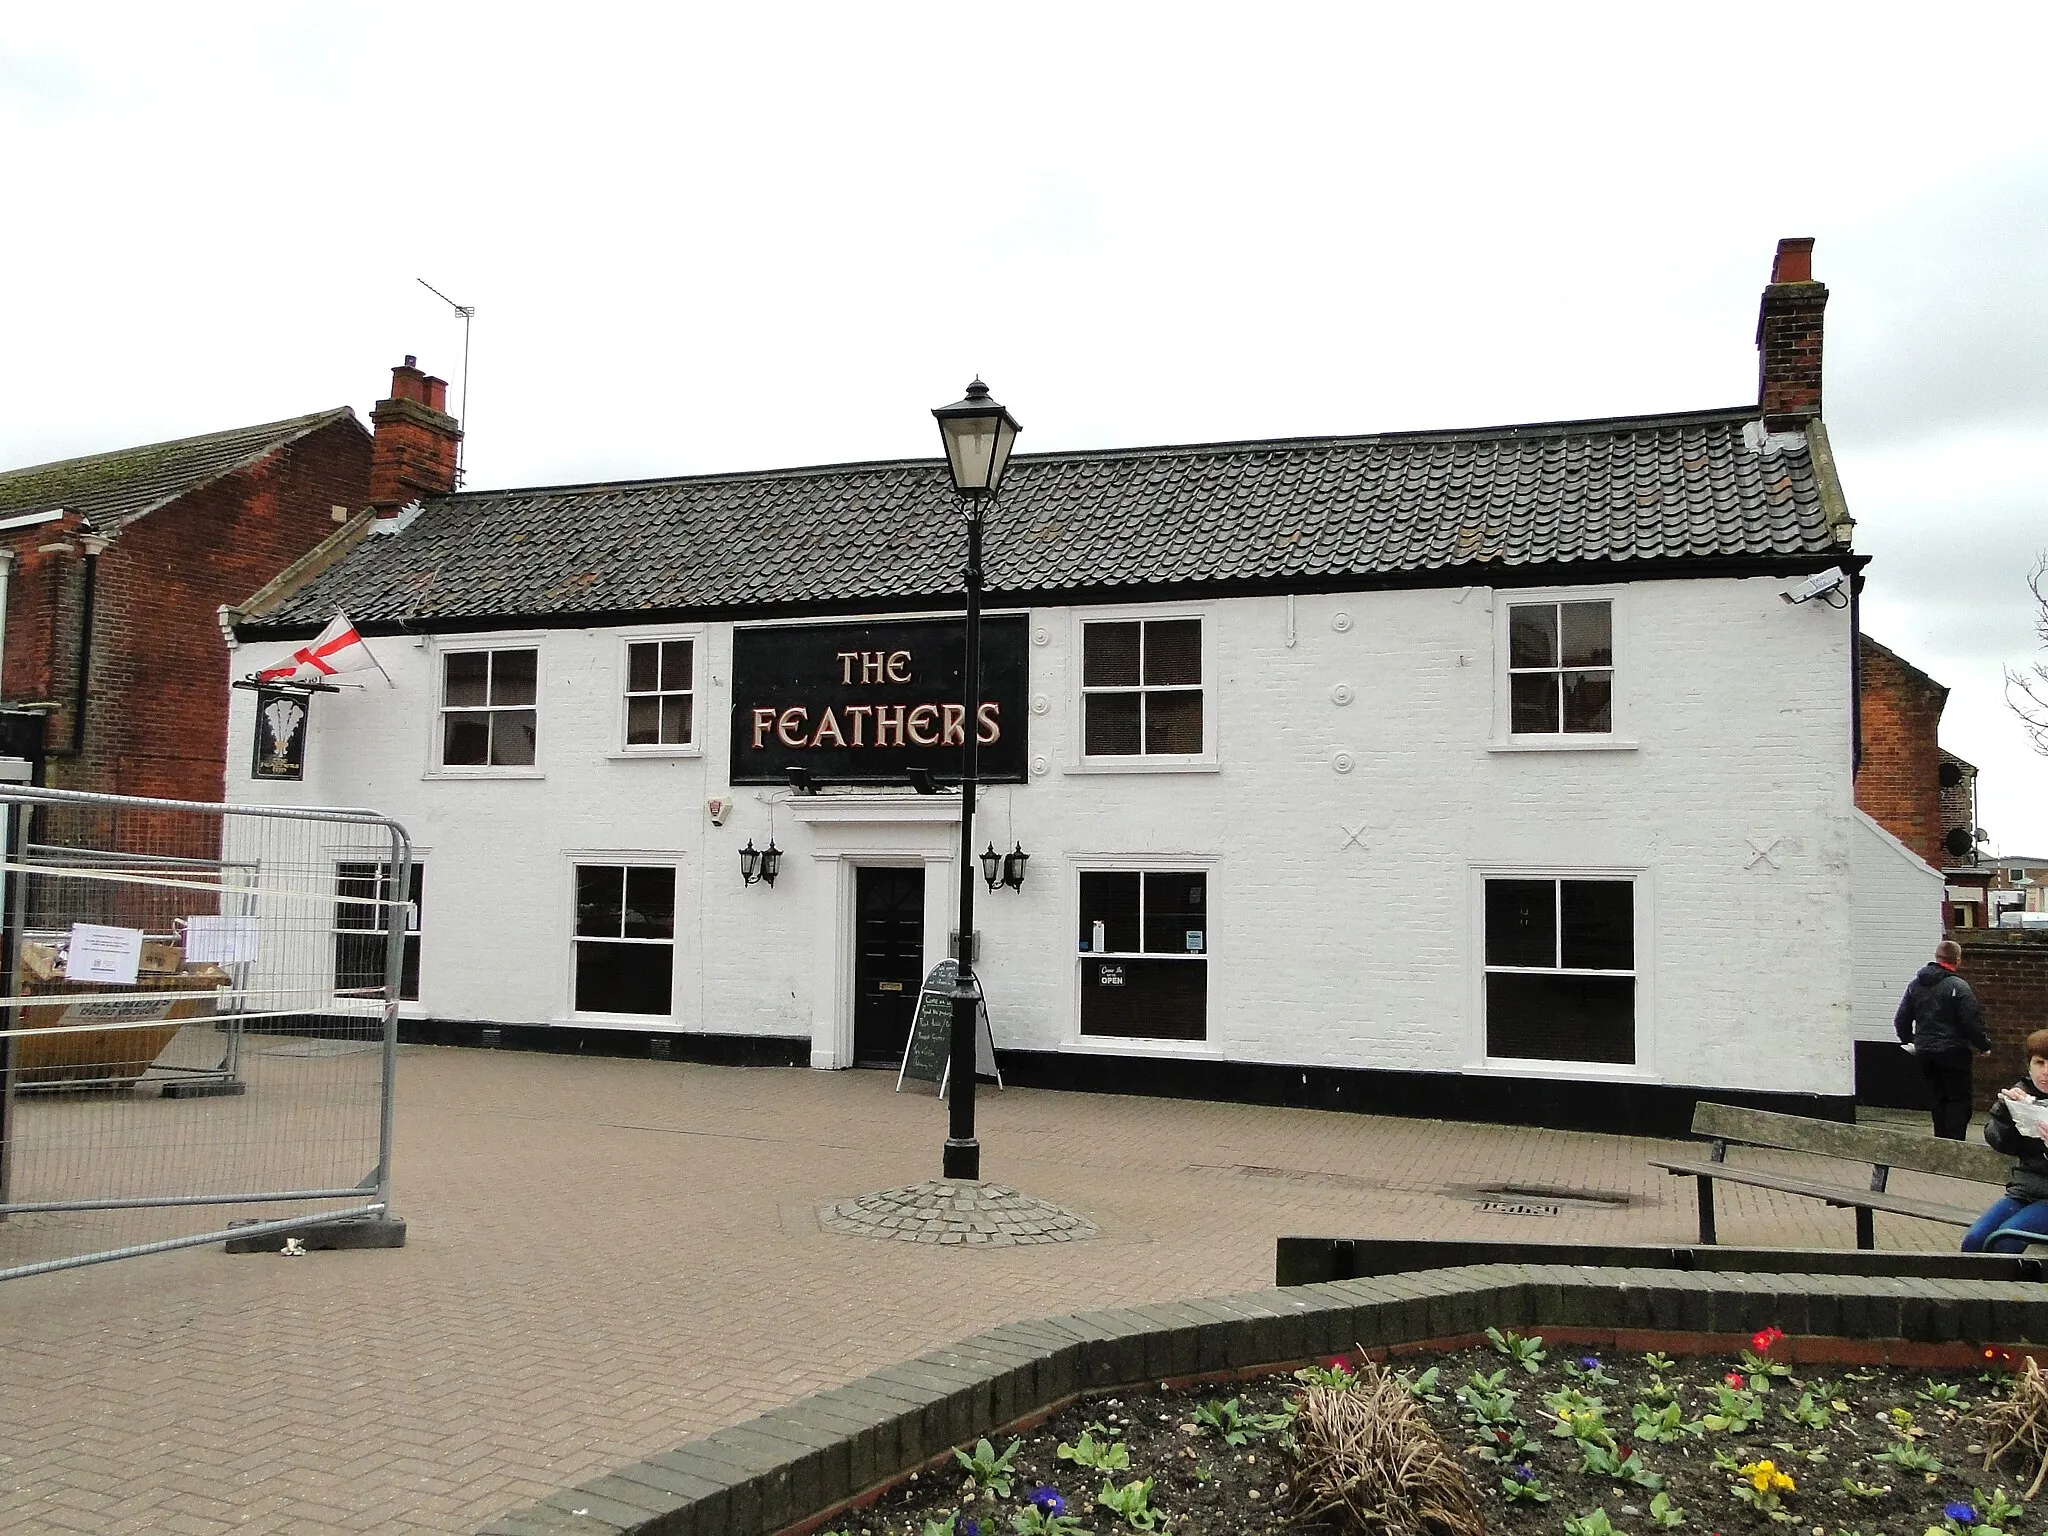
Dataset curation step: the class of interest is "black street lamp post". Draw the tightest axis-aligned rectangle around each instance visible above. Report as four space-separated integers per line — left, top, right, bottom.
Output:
931 379 1020 1182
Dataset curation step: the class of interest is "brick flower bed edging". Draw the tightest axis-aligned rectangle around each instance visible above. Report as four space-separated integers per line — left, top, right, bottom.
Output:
478 1262 2048 1536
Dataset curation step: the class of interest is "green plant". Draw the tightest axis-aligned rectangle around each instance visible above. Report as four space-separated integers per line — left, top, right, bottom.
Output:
1080 1419 1123 1441
1730 1458 1796 1516
1646 1491 1685 1529
1710 1447 1741 1474
1974 1486 2027 1528
1190 1397 1290 1447
955 1437 1022 1497
1643 1351 1676 1372
1642 1375 1676 1405
1920 1379 1968 1407
1838 1476 1890 1500
1397 1365 1444 1404
1562 1507 1624 1536
1056 1430 1129 1473
1014 1488 1090 1536
1564 1354 1619 1388
1581 1441 1664 1491
1189 1464 1212 1485
1293 1358 1356 1391
1742 1327 1794 1382
1500 1465 1553 1504
1479 1422 1534 1465
1486 1326 1548 1374
1544 1383 1601 1417
1631 1401 1698 1444
1550 1405 1615 1450
1780 1391 1832 1430
1875 1442 1943 1475
1701 1382 1763 1433
923 1517 979 1536
1094 1477 1157 1532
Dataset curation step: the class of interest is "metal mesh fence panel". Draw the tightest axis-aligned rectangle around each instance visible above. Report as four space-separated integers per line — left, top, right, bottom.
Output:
0 788 410 1281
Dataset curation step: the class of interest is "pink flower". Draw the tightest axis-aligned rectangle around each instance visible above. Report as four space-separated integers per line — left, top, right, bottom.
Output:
1725 1371 1746 1388
1751 1326 1785 1353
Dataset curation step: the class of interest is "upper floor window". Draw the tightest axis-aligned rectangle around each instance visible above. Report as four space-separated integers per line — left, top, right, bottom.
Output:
440 648 537 767
624 638 695 749
1082 617 1203 757
1507 600 1612 734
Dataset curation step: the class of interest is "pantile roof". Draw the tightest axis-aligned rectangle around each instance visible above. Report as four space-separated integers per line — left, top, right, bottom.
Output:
245 405 1846 634
0 408 360 533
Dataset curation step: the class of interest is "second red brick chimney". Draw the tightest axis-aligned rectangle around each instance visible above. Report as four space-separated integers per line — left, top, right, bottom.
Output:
369 355 462 514
1756 237 1828 430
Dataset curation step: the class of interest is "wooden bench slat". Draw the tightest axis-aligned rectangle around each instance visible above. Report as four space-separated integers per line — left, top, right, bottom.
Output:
1649 1157 1983 1226
1690 1102 2009 1184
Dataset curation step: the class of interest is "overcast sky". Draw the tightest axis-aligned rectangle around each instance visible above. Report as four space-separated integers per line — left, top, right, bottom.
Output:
4 5 2044 852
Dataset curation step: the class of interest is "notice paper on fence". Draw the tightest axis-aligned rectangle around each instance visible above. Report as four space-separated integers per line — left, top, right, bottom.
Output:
66 923 145 985
183 915 259 965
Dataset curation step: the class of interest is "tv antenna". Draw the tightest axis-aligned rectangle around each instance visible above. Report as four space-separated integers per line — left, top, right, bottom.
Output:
417 277 475 484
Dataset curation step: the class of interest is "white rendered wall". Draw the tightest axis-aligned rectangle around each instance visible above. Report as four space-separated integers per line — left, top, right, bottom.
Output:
226 574 1859 1096
1848 810 1945 1044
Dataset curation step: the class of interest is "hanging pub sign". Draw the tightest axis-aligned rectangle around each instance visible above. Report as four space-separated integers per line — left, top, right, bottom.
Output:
730 615 1029 785
251 687 310 781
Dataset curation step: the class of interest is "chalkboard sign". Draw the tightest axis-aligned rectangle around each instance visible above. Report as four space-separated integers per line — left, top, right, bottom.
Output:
896 959 1001 1094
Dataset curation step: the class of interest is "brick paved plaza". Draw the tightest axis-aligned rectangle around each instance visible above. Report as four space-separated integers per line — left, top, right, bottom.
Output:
0 1046 1973 1535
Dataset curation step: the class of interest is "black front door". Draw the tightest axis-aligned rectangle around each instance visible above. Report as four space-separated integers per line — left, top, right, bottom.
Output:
854 866 926 1066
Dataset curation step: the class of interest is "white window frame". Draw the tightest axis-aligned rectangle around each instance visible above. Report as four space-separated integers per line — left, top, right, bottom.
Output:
425 633 546 779
1063 855 1223 1058
611 626 705 759
1466 863 1654 1080
1065 606 1219 774
565 856 681 1023
329 853 426 1014
1488 586 1636 752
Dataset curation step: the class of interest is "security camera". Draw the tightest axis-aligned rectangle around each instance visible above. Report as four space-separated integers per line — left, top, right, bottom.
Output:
1780 568 1847 606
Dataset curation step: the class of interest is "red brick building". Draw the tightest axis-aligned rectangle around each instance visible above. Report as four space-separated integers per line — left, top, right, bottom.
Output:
1855 634 1949 867
0 359 459 805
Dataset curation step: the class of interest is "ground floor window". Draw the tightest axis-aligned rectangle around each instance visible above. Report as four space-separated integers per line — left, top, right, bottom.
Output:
334 861 422 1002
1078 870 1207 1040
574 864 676 1015
1484 876 1634 1063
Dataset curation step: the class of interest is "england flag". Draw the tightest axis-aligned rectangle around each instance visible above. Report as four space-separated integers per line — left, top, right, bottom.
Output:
253 612 389 685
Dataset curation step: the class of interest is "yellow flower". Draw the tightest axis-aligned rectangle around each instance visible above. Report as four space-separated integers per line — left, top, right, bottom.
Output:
1740 1460 1795 1495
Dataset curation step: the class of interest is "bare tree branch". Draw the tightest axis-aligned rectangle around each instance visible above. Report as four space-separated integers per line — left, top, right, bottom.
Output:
2007 556 2048 757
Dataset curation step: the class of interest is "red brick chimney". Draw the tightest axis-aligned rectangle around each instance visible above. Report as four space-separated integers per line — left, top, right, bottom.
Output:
1756 237 1828 430
369 355 462 514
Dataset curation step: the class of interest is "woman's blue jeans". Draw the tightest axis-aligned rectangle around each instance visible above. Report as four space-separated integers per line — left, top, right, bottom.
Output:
1962 1195 2048 1253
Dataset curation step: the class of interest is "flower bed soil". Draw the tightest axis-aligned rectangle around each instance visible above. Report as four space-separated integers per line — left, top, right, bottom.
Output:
813 1335 2035 1536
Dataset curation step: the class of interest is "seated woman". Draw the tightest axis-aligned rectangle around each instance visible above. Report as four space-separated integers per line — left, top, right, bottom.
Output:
1963 1028 2048 1254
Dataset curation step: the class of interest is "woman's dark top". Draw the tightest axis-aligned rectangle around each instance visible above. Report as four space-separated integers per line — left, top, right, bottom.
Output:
1983 1078 2048 1202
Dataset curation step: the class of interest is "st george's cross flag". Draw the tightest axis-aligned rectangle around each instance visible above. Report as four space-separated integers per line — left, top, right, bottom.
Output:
253 612 389 685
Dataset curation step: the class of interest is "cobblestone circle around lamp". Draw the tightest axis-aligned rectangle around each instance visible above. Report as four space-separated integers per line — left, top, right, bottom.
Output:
818 1179 1097 1246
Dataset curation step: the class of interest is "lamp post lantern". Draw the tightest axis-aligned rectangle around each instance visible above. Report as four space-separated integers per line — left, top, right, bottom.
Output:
931 378 1020 1181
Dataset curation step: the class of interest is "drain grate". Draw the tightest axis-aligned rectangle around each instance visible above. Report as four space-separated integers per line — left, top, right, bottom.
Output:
1467 1182 1634 1211
1472 1199 1561 1217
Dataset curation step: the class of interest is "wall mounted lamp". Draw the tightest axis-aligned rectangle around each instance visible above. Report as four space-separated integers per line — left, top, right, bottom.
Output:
981 841 1029 892
739 838 782 888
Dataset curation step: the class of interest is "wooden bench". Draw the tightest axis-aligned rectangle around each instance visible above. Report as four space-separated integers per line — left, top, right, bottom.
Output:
1650 1102 2013 1250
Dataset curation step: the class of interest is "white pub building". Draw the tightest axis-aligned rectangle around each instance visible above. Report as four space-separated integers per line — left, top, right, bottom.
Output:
225 242 1937 1132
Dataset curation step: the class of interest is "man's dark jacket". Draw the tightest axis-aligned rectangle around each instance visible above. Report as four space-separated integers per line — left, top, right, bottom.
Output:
1894 961 1990 1055
1984 1078 2048 1202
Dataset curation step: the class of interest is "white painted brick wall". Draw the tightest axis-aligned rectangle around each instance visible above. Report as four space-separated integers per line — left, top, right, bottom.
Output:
1849 810 1945 1043
227 573 1877 1095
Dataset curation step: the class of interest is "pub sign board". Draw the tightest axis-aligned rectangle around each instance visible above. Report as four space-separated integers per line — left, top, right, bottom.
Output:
251 687 309 781
730 616 1028 785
